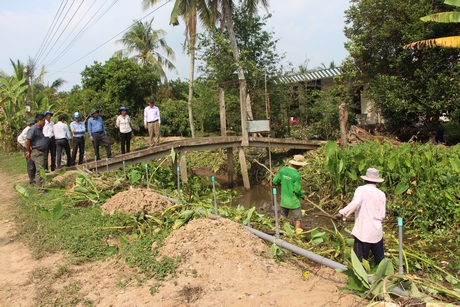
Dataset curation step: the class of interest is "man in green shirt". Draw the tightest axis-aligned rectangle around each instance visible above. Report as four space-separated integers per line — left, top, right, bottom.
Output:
273 155 308 233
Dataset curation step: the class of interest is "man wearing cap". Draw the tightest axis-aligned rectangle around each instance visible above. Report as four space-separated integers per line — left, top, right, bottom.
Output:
43 110 56 171
17 117 37 185
70 112 86 166
273 155 309 234
25 114 48 194
53 115 72 169
87 108 113 160
143 98 161 147
336 168 387 265
116 106 133 154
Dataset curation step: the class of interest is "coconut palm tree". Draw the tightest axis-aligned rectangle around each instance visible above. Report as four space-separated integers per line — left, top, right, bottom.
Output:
143 0 213 138
116 18 177 81
404 0 460 49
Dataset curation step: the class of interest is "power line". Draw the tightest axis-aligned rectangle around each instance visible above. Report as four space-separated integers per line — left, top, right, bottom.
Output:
47 0 119 70
37 0 83 68
49 0 172 76
35 0 68 64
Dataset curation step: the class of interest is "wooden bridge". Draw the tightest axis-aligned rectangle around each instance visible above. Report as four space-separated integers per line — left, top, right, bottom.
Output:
80 136 326 189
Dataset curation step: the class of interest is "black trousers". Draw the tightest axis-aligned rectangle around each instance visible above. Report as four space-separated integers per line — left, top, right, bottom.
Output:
21 145 36 183
354 237 385 266
55 139 71 168
92 132 111 160
120 132 131 154
44 136 56 171
71 137 85 165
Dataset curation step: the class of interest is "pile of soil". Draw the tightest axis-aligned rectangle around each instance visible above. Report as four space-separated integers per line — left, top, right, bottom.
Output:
50 170 77 188
148 218 363 307
101 188 172 215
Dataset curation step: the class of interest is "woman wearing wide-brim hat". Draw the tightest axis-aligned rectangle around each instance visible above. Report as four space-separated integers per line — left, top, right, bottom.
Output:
336 168 387 266
115 106 133 154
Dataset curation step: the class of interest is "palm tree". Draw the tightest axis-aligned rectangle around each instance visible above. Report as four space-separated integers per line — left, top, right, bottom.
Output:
116 18 177 81
404 0 460 49
143 0 213 138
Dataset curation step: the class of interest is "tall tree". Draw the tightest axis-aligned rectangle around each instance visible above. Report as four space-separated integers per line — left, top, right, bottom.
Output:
343 0 460 131
142 0 214 138
116 18 177 81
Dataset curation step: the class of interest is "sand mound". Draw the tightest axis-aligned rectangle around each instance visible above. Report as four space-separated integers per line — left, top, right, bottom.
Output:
101 188 172 215
151 218 363 307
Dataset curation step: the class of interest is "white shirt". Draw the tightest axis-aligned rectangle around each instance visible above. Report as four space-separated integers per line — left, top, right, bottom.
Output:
339 183 386 243
17 126 31 147
116 115 132 133
43 119 54 137
53 121 71 140
144 105 161 124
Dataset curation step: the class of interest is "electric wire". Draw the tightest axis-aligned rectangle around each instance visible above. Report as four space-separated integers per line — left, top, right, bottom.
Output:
47 0 118 69
48 0 172 76
35 0 68 65
37 0 83 68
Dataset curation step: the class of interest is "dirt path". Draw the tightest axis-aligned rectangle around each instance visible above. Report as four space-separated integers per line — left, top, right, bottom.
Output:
0 168 365 307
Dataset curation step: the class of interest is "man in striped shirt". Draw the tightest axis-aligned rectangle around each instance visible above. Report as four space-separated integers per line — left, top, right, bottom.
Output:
143 98 161 147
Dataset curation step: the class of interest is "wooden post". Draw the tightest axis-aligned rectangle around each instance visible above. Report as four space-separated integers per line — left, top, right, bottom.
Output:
339 103 348 149
227 147 234 188
219 86 226 136
179 150 188 183
238 146 250 190
239 80 249 146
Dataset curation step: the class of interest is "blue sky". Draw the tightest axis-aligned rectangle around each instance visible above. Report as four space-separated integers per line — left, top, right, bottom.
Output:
0 0 351 92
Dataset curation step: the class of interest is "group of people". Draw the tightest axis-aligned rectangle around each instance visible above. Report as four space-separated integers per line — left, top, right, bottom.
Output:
274 155 387 266
17 98 162 194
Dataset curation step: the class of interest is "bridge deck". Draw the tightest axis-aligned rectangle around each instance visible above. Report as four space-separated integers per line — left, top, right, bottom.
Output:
80 136 326 172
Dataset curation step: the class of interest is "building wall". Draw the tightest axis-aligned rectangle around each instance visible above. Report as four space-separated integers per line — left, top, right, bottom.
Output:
360 85 384 124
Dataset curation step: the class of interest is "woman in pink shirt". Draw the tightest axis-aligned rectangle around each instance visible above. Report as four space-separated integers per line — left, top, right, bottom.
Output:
336 168 386 265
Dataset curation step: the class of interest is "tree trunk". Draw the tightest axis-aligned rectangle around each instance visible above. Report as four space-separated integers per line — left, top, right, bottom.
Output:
339 103 348 149
187 41 196 138
223 0 249 146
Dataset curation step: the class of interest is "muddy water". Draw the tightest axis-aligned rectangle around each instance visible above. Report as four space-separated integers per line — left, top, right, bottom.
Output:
230 184 334 229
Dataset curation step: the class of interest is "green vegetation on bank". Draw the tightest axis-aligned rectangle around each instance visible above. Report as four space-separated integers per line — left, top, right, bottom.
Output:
4 141 460 304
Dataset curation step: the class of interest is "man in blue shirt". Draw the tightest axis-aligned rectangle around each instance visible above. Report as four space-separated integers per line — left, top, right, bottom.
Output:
25 114 48 194
70 112 86 165
87 108 113 160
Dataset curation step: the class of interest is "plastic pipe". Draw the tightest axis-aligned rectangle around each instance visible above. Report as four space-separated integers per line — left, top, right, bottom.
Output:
123 160 126 178
398 217 404 275
145 164 149 189
273 188 280 239
195 209 347 271
177 166 181 202
212 176 218 216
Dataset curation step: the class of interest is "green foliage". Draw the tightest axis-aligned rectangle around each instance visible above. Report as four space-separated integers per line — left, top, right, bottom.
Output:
344 0 460 131
80 57 160 138
159 99 190 136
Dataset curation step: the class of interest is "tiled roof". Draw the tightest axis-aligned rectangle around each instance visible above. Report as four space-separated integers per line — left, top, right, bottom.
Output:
277 67 342 84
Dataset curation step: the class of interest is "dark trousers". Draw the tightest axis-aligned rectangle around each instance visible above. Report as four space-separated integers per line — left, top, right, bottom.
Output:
44 136 56 171
71 137 85 165
92 132 111 160
354 237 385 266
120 132 131 154
22 146 36 184
56 139 71 168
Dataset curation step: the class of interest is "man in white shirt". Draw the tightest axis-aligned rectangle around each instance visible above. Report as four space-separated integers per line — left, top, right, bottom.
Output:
43 110 56 171
143 98 161 147
53 115 72 169
17 117 37 184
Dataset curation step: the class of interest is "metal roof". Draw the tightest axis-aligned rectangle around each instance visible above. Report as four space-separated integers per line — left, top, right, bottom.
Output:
277 67 342 84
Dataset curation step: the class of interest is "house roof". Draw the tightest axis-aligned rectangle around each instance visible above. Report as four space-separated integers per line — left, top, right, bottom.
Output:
277 67 342 84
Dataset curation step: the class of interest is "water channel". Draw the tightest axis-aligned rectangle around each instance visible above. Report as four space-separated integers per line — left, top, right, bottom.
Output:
229 184 335 229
